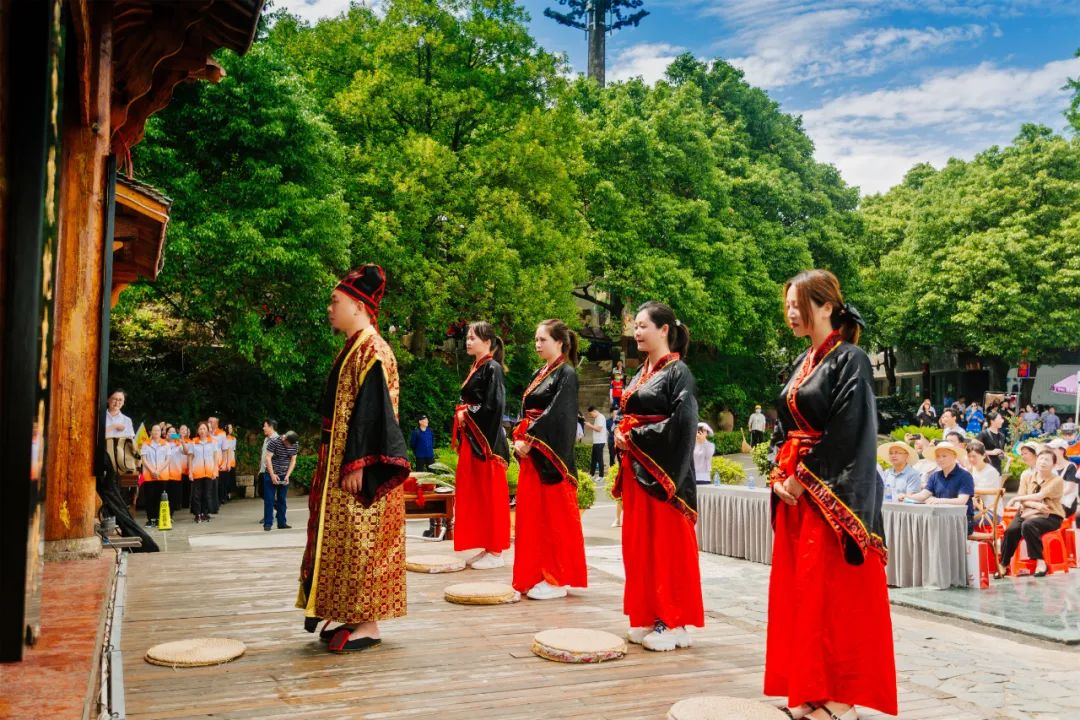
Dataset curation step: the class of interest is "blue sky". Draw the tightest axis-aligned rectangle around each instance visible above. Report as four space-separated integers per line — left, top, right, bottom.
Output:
280 1 1080 195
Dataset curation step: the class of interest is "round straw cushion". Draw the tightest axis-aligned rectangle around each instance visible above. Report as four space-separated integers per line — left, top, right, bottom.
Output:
531 628 626 663
444 581 519 605
406 555 467 574
667 697 788 720
144 638 246 668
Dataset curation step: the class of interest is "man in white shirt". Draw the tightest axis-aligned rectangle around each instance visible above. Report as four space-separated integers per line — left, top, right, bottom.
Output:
748 405 767 447
585 406 608 479
256 418 278 512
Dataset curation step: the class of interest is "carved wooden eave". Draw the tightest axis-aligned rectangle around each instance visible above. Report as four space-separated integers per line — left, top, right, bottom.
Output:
113 175 171 291
99 0 265 166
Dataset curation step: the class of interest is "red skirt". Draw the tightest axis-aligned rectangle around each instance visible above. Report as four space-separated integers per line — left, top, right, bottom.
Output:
453 438 510 553
765 498 897 715
511 455 587 592
620 456 704 628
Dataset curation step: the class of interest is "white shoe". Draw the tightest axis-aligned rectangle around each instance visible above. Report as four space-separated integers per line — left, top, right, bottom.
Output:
470 553 505 570
610 519 622 527
526 581 567 600
642 625 691 651
627 627 650 644
465 550 486 567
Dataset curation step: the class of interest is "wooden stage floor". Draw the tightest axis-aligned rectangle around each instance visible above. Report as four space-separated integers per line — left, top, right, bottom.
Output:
121 540 774 719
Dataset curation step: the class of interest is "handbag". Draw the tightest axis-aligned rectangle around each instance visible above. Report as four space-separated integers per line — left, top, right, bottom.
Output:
107 436 139 475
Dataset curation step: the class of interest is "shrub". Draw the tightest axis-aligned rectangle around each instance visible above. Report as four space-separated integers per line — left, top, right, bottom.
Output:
433 446 459 474
506 458 520 497
290 454 318 492
710 455 746 485
713 431 744 455
889 425 943 442
576 470 596 509
751 442 771 478
604 463 619 500
574 443 593 475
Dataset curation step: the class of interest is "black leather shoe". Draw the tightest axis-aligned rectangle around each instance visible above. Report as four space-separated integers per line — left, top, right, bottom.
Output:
278 524 292 529
263 526 272 531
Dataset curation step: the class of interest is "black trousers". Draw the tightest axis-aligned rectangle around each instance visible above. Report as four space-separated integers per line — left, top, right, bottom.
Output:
181 475 192 508
590 444 605 476
750 430 765 447
1000 513 1063 564
191 477 212 516
143 480 162 522
218 468 236 502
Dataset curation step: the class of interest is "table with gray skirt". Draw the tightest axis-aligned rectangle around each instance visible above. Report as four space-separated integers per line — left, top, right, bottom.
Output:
696 485 969 589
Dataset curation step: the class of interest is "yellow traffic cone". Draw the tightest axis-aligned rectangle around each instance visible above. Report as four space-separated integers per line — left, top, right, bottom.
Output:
158 490 172 530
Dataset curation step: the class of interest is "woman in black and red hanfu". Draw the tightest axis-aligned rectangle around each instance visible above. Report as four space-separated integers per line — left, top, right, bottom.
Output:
766 269 896 720
613 301 703 653
453 321 511 570
511 319 587 600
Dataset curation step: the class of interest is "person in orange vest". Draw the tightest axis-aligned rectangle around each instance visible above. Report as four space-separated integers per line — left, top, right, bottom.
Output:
208 415 226 515
218 423 237 505
140 424 171 527
187 422 221 523
176 425 192 509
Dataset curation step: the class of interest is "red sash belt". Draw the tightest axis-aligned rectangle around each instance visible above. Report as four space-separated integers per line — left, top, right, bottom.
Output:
451 403 469 450
617 413 666 434
512 409 544 441
771 430 822 484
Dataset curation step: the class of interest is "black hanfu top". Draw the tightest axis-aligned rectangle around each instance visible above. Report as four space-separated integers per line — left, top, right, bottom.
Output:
516 361 579 485
456 357 510 465
318 328 411 508
769 333 886 565
616 354 699 523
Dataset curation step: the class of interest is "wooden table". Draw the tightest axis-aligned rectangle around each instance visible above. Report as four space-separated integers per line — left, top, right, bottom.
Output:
404 487 455 540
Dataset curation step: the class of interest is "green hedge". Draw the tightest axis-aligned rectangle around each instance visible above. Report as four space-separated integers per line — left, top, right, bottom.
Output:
710 455 746 485
574 443 593 475
713 431 745 455
604 464 619 500
889 425 944 442
290 454 318 492
576 470 596 509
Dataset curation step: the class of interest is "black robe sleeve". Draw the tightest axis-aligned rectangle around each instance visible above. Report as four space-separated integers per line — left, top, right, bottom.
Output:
463 361 510 464
625 362 699 520
524 364 579 484
797 348 884 565
341 360 411 507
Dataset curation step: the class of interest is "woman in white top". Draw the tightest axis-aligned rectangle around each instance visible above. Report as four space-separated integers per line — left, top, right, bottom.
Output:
104 389 135 439
692 422 715 485
967 440 1002 490
1048 439 1078 517
140 424 171 526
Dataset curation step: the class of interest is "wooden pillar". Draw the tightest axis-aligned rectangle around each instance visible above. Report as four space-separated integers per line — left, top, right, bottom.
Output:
44 9 111 560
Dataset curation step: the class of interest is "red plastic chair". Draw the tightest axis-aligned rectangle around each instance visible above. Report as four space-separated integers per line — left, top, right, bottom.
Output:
1009 516 1073 576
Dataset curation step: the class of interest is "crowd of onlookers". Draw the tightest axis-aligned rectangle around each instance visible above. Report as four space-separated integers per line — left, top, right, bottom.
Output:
103 389 300 532
883 397 1080 578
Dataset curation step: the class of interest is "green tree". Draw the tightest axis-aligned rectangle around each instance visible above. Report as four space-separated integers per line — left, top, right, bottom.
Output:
861 126 1080 391
270 0 591 405
111 41 352 427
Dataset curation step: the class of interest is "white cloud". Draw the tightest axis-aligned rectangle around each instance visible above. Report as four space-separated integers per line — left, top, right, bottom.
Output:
797 56 1080 193
608 43 687 84
275 0 378 23
671 1 995 88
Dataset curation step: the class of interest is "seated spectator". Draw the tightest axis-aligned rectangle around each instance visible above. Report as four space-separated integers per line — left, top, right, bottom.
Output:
877 440 921 499
1015 441 1041 485
1061 422 1080 467
939 408 965 438
1047 438 1078 517
944 430 969 467
905 432 938 488
966 440 1002 490
998 449 1066 578
899 441 975 530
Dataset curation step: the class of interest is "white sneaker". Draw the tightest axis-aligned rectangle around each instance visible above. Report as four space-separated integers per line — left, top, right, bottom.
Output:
470 553 505 570
627 627 651 644
642 625 691 651
465 550 486 567
526 580 567 600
